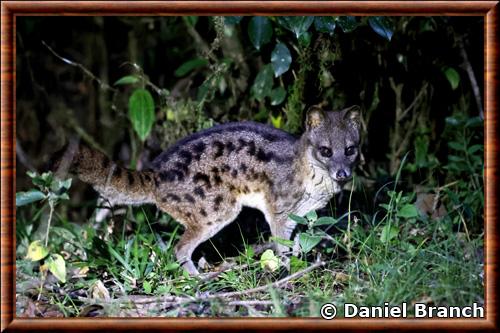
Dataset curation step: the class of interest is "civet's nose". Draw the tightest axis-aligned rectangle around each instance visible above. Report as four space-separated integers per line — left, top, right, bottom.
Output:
336 169 351 180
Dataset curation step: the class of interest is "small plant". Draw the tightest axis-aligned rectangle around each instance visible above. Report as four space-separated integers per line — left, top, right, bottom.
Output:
16 171 72 284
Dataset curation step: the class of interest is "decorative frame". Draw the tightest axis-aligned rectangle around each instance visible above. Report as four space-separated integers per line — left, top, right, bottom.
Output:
1 1 497 331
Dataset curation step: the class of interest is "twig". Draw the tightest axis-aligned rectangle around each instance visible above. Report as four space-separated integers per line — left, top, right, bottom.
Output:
211 259 325 299
16 140 36 172
197 243 274 282
66 114 106 153
400 83 428 120
42 41 117 93
78 260 326 306
227 300 273 307
458 37 483 119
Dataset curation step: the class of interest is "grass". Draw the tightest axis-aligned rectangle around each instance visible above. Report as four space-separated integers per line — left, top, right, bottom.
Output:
15 175 484 317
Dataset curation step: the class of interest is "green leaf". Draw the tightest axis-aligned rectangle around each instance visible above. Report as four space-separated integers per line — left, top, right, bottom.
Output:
277 16 314 39
16 190 46 207
288 213 308 225
260 249 279 271
270 114 283 128
174 58 208 77
251 65 274 102
465 117 483 128
46 254 66 283
468 144 483 154
114 75 140 86
26 240 49 261
305 210 318 221
314 16 336 35
270 236 294 247
380 224 399 243
50 178 72 194
448 141 463 151
248 17 273 50
397 204 419 218
313 216 338 226
165 262 180 271
299 233 322 253
143 280 152 294
443 67 460 90
128 89 155 142
290 256 307 274
298 31 312 47
336 16 358 33
108 245 134 274
271 43 292 77
184 16 198 27
224 16 243 25
368 17 394 41
270 87 286 106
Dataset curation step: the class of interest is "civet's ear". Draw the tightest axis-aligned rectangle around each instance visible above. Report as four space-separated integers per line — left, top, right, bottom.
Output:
305 105 326 130
343 105 361 128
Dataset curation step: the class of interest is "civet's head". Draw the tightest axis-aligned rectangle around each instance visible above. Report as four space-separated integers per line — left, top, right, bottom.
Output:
303 105 361 183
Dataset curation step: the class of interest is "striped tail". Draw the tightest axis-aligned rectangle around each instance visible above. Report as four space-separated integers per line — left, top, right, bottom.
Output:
53 143 157 206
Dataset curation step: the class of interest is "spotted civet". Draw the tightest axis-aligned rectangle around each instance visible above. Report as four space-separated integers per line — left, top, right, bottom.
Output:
58 106 361 274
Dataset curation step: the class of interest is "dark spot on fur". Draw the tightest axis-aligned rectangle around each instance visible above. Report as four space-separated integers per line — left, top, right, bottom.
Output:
213 174 222 185
262 132 279 142
226 141 236 154
174 162 189 175
256 148 273 162
228 184 236 191
193 141 206 154
237 138 248 152
213 140 224 158
239 163 248 173
128 172 135 185
207 221 213 225
144 173 152 182
211 167 219 174
186 212 192 218
230 198 236 204
166 193 181 202
214 195 223 206
194 186 205 199
231 169 238 178
243 186 249 194
192 141 206 160
184 194 196 203
178 150 192 165
247 140 256 156
221 164 230 173
159 169 184 182
200 208 207 217
193 173 211 188
293 192 302 199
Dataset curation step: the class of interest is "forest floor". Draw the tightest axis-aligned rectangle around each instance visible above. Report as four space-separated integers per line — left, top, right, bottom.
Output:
15 175 484 318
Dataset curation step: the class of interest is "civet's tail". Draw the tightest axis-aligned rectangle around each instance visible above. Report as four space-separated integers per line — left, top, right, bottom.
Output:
52 141 156 206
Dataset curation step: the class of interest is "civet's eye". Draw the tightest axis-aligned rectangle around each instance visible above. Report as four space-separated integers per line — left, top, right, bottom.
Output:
319 146 332 157
345 146 357 156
